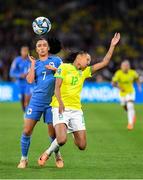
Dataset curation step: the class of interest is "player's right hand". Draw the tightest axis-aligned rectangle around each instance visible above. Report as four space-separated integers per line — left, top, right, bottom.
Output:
111 32 120 46
59 101 65 114
28 54 36 64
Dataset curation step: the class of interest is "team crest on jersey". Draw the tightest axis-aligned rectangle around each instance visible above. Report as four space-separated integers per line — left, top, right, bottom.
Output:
27 108 32 115
49 62 55 68
79 70 82 76
57 68 61 75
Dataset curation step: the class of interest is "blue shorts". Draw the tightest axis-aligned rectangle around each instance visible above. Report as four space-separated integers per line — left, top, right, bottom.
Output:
18 83 34 96
24 104 52 124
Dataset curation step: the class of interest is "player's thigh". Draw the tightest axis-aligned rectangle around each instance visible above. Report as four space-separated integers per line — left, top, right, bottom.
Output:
52 108 69 144
73 130 87 150
44 106 55 137
55 123 67 145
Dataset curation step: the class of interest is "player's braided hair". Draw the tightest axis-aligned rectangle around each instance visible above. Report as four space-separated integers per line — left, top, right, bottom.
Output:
65 50 88 63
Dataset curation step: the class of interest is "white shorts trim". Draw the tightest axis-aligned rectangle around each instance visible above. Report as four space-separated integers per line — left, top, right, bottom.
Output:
52 108 86 133
119 92 135 106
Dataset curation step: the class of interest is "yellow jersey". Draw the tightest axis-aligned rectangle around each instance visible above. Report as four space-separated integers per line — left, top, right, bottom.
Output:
51 63 92 110
112 69 138 97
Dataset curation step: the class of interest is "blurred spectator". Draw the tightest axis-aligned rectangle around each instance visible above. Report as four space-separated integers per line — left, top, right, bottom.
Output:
0 0 143 81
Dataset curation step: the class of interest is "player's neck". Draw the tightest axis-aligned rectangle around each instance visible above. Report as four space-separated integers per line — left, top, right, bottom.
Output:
122 70 129 73
39 55 48 61
22 56 27 60
72 61 81 70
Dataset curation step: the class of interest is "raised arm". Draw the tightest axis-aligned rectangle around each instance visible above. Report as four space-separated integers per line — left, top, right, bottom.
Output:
55 78 65 114
91 33 120 74
26 55 36 84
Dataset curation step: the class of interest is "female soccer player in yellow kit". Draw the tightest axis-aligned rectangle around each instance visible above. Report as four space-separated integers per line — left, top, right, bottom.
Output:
112 60 142 130
38 33 120 166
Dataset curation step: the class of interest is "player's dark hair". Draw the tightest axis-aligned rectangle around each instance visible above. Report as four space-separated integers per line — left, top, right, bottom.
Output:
35 36 48 44
65 50 88 63
35 36 62 54
48 37 62 54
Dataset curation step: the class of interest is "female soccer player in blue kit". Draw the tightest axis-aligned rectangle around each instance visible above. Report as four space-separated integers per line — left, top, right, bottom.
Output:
10 46 33 111
17 37 64 168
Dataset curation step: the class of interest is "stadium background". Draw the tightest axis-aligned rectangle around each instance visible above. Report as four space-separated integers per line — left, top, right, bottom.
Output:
0 0 143 82
0 0 143 179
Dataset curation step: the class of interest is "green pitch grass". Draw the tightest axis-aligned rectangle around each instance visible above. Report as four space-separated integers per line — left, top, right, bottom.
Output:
0 102 143 179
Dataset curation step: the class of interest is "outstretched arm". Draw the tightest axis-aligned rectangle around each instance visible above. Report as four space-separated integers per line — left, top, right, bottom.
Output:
91 33 120 74
26 55 36 83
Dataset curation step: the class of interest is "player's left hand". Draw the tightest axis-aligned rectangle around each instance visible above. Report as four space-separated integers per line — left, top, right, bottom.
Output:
111 33 120 46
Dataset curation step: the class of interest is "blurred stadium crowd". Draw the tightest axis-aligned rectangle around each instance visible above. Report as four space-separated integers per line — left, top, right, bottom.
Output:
0 0 143 82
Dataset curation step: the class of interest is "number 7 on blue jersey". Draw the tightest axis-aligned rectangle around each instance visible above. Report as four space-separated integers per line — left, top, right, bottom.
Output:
42 71 46 80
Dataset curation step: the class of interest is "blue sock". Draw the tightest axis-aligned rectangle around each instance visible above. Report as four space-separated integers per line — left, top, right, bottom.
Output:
21 133 31 158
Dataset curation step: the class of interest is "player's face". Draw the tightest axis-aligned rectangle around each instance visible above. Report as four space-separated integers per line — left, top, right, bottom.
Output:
77 53 91 70
21 47 29 58
36 40 49 57
121 62 130 72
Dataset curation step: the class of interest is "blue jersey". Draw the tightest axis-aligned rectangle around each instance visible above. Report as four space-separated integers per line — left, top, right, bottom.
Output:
10 56 31 85
30 55 62 106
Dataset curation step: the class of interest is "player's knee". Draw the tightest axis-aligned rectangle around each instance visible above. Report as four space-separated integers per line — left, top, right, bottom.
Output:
78 142 86 150
23 128 32 136
57 137 67 146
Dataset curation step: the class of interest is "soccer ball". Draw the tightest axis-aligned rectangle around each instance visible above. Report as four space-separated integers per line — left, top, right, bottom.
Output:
32 17 51 35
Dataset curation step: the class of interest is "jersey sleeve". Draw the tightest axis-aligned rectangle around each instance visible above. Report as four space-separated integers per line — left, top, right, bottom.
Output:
56 57 63 68
9 58 21 78
53 56 63 69
82 66 92 79
112 71 119 82
54 64 67 79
